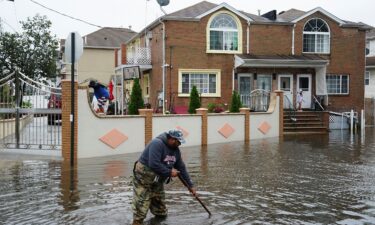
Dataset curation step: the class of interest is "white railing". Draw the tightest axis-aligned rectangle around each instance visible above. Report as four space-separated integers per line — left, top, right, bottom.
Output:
127 47 151 65
240 89 270 112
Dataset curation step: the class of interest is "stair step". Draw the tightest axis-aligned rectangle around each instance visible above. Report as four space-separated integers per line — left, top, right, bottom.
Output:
284 127 328 132
284 115 320 118
284 123 324 127
283 118 321 123
284 131 328 135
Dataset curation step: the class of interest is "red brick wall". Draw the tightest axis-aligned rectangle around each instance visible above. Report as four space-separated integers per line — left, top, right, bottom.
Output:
163 14 248 109
250 24 293 55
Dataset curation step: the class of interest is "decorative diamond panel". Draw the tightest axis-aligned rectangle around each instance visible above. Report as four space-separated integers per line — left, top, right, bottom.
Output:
176 126 189 138
218 123 235 139
258 121 271 135
100 129 128 149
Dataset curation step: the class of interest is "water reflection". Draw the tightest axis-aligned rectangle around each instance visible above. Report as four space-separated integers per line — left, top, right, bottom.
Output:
1 129 375 224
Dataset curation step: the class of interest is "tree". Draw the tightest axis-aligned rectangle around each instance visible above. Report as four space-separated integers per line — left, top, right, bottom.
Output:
128 78 144 115
0 14 59 79
230 90 242 113
188 86 201 114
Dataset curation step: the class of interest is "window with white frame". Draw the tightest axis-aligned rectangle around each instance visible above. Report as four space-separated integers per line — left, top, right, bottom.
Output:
303 18 330 54
179 70 220 97
365 71 370 85
209 13 239 52
326 74 349 94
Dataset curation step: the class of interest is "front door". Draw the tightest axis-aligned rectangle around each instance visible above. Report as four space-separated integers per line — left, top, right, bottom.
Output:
238 74 252 107
278 74 293 109
297 74 312 108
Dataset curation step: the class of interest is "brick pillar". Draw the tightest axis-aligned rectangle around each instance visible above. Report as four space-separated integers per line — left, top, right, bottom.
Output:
139 109 153 146
196 108 208 146
274 90 284 137
322 111 330 131
114 49 119 67
62 81 78 163
240 108 250 142
121 43 127 64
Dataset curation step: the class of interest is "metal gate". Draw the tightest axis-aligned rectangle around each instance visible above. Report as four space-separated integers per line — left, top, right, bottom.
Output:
0 71 62 150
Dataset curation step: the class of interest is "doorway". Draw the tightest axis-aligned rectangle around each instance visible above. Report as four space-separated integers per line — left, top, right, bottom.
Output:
238 73 252 107
278 74 293 109
297 74 312 108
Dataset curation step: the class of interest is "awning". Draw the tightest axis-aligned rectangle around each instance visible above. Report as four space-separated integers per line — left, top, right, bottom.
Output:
235 54 329 95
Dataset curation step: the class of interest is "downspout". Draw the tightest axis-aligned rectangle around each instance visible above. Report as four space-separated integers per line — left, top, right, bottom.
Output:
159 18 166 115
247 21 250 54
292 24 296 55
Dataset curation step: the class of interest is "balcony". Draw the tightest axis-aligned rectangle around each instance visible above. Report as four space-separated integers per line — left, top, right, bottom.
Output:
126 47 151 65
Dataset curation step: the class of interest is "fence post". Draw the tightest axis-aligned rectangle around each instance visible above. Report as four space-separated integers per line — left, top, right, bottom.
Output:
274 90 284 137
139 109 153 146
62 80 78 163
240 108 250 142
196 108 208 146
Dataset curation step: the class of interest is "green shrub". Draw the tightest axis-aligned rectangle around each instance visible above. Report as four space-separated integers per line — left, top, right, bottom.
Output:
208 103 225 113
207 103 216 113
128 78 144 115
188 86 200 114
230 90 242 113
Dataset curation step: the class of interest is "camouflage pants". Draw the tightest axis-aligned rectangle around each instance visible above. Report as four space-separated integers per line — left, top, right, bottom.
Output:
132 162 167 222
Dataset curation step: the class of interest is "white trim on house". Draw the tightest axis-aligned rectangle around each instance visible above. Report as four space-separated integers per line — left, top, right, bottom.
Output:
177 69 221 97
302 18 331 54
291 7 345 25
234 55 329 68
206 10 243 54
196 2 252 22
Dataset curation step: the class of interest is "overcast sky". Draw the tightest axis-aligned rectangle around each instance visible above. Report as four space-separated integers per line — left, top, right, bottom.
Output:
0 0 373 39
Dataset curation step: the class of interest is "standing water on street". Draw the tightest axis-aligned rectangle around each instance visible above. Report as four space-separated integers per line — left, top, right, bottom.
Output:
1 129 375 224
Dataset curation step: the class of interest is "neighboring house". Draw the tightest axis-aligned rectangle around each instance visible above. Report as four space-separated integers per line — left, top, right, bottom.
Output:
116 1 369 114
61 27 136 84
366 29 375 98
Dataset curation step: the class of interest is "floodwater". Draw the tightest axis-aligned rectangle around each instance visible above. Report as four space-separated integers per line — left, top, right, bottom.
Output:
1 129 375 225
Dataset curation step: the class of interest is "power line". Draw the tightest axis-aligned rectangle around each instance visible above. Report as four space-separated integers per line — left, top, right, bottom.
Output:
1 17 17 32
29 0 102 28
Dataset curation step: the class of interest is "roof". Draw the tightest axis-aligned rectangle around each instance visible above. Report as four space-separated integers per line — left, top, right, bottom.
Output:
164 1 369 28
235 54 329 68
367 56 375 67
165 1 217 19
277 9 306 22
237 54 327 60
83 27 137 48
127 1 370 43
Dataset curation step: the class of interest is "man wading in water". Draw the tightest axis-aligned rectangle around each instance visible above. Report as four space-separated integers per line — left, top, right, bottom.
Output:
132 129 196 225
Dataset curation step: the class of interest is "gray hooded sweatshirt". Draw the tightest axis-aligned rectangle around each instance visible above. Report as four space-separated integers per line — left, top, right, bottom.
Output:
138 132 193 188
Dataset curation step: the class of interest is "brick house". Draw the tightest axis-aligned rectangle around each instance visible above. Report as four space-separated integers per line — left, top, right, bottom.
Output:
116 1 369 114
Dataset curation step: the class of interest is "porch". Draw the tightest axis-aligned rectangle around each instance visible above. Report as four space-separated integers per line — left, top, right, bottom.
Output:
234 54 329 111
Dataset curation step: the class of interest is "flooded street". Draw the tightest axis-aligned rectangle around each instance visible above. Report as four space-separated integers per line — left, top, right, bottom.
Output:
1 129 375 225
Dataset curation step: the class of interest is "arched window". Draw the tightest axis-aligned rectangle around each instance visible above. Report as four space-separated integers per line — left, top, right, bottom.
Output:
209 13 239 51
303 18 330 53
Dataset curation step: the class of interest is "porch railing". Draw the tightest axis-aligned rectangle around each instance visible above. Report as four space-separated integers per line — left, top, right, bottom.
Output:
284 95 297 123
240 89 270 112
126 47 151 65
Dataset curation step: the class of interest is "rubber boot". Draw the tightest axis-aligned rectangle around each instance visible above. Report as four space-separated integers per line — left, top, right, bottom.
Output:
132 220 143 225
